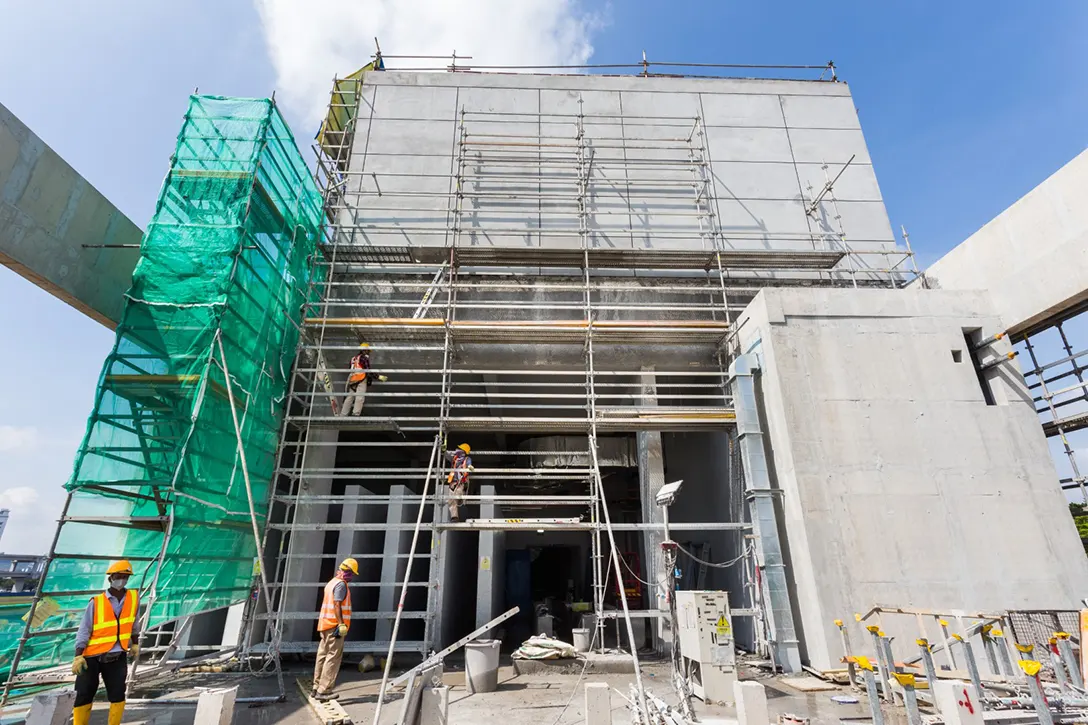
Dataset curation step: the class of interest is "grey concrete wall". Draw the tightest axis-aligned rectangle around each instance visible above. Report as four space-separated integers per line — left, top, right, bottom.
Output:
920 149 1088 335
343 72 895 259
0 101 140 327
735 287 1088 670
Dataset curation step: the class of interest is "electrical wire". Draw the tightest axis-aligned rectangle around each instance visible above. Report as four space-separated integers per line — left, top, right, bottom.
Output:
617 550 654 587
676 543 752 569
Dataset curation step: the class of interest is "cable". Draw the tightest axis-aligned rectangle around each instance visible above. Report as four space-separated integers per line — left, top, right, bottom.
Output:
676 543 752 569
547 622 600 725
616 550 654 587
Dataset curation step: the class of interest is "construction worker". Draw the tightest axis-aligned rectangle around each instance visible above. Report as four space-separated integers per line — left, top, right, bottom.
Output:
446 443 474 523
71 560 140 725
339 343 387 417
312 557 358 700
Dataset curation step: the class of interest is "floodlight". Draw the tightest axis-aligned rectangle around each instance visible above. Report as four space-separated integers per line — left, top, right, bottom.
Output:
655 480 683 507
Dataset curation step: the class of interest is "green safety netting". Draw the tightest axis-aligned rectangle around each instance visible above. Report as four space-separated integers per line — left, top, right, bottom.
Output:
0 95 322 683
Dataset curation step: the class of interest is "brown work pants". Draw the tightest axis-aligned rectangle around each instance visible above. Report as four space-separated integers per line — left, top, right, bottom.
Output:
313 629 345 695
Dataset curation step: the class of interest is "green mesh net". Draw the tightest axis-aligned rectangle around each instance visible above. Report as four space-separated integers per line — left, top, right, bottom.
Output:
0 95 322 683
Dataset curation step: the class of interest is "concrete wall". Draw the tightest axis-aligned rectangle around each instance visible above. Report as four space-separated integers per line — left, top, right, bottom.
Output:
344 71 895 257
921 149 1088 335
735 287 1088 670
0 101 140 327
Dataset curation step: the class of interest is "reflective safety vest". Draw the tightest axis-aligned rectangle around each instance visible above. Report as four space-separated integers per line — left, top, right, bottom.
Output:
348 354 368 384
317 578 352 633
83 590 138 657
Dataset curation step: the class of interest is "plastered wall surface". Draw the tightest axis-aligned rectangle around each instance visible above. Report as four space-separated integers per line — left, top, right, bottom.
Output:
736 287 1088 669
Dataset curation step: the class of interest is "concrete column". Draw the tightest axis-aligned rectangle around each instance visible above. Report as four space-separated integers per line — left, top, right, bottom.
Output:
637 368 667 648
194 687 238 725
476 484 505 628
584 682 611 725
933 681 983 725
420 686 450 725
281 429 336 643
377 484 413 640
734 681 769 725
25 690 75 725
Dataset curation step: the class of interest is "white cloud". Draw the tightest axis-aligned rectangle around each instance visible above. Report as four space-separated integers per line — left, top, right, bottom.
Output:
253 0 604 127
0 486 40 508
0 426 39 452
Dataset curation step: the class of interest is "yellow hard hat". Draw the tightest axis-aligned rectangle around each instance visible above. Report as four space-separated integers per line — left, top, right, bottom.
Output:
340 558 359 575
106 560 134 576
359 342 370 349
458 443 471 453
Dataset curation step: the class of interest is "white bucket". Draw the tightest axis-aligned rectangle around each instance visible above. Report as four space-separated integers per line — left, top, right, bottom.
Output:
464 639 501 693
572 627 591 653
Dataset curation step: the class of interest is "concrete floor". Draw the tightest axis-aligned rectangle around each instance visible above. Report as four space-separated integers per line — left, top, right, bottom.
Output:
75 660 889 725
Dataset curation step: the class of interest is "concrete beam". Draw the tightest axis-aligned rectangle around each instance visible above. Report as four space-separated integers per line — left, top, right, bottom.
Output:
377 484 412 640
584 682 612 725
194 686 238 725
637 368 666 649
476 484 504 629
0 101 141 327
920 149 1088 334
25 690 75 725
734 681 769 725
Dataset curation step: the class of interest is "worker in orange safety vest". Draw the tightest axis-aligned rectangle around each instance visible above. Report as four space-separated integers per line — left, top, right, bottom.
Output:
339 342 387 417
311 558 358 700
71 560 140 725
446 443 474 522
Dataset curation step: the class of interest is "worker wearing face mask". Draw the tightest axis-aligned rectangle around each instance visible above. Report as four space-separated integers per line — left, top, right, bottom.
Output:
71 560 141 725
311 558 359 700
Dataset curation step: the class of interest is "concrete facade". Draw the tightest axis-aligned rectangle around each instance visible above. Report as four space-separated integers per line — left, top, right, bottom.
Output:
921 149 1088 335
342 71 896 259
0 101 140 327
735 287 1088 669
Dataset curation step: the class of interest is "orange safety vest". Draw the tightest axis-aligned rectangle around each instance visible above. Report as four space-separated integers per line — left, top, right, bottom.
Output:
348 354 368 384
317 577 352 633
83 590 138 657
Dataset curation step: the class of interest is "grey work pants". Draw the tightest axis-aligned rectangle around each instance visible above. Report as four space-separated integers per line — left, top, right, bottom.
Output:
339 379 367 416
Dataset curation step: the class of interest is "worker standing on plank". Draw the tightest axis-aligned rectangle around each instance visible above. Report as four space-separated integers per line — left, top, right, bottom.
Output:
312 558 358 700
71 560 140 725
340 342 387 417
446 443 475 523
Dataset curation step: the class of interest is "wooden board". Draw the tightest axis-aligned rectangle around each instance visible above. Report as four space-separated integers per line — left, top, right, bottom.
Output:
296 678 353 725
779 675 840 692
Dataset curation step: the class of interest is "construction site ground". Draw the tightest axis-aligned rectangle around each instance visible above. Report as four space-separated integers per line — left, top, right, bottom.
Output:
98 659 887 724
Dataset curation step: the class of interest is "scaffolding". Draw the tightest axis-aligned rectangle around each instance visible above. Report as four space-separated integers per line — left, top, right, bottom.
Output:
1013 303 1088 503
0 96 322 703
252 69 917 671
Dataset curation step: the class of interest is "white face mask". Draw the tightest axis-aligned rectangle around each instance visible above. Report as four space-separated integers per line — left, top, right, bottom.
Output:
109 577 127 590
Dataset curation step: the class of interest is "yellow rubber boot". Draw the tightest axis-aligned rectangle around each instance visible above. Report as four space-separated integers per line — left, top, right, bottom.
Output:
108 701 126 725
72 704 92 725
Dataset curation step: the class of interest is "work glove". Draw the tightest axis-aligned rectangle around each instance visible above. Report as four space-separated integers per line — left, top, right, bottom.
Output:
129 644 140 660
377 375 389 383
468 465 475 472
72 655 87 675
336 624 348 638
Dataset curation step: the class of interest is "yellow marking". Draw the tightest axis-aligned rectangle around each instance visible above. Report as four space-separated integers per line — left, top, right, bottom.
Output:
1015 643 1034 654
891 673 916 687
834 619 843 627
1018 660 1042 677
855 656 874 671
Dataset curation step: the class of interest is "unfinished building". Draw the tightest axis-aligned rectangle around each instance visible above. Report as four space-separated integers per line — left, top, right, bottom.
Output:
4 62 1088 702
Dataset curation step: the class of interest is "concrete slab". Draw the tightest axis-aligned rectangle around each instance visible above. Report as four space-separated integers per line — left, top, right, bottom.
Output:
735 288 1088 671
921 149 1088 334
0 100 141 327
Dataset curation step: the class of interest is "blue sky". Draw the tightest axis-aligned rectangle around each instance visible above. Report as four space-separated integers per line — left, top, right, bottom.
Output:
0 1 1085 553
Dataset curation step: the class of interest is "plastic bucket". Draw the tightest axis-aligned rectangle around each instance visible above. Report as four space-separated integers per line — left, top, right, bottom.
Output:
464 639 501 693
572 627 591 653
